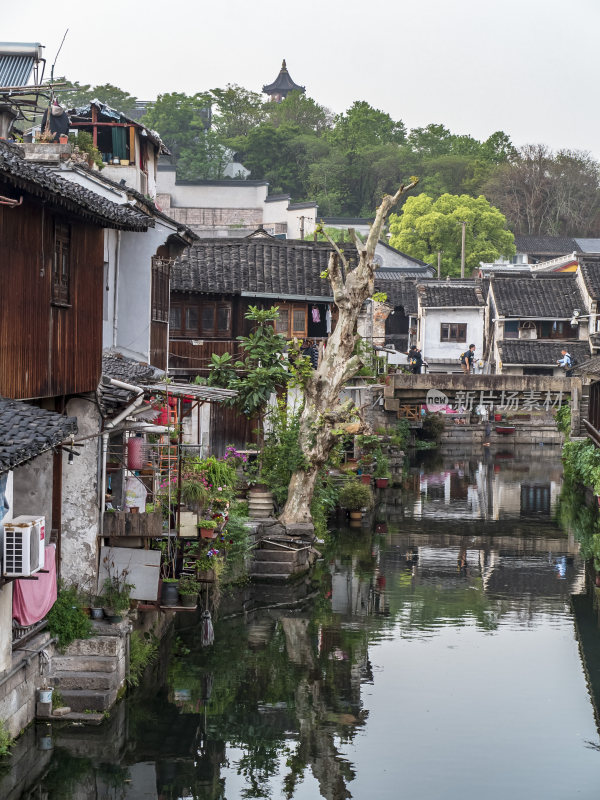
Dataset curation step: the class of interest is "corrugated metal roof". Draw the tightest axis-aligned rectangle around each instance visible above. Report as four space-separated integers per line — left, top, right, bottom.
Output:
0 54 35 87
575 238 600 253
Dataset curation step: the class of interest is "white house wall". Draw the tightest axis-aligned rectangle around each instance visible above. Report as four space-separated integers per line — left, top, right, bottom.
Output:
420 308 484 365
157 168 269 209
286 208 317 239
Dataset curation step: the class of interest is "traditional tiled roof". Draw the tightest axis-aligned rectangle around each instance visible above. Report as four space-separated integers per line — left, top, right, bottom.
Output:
0 141 149 230
262 60 305 95
99 351 165 412
497 339 590 366
0 398 77 473
579 258 600 301
514 234 581 255
418 281 484 308
172 239 341 299
574 238 600 253
377 241 432 268
491 275 584 317
378 280 418 315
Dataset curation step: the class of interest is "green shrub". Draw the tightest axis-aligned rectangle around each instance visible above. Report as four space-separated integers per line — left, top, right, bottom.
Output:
0 719 13 757
47 584 92 651
127 631 158 689
421 413 445 443
555 404 571 437
339 479 373 511
390 419 410 448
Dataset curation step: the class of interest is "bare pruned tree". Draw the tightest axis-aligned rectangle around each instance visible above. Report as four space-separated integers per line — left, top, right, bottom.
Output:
279 180 418 527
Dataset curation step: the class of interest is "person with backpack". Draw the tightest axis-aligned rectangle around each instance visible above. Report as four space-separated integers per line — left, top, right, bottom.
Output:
459 344 476 374
557 349 575 377
406 346 427 374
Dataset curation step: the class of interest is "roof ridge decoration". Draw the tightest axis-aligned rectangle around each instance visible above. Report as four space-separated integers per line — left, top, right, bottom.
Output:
262 59 305 99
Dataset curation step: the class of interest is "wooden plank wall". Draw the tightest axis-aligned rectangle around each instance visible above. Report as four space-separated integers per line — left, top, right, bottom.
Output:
169 339 243 374
0 192 104 399
151 321 168 371
209 403 257 457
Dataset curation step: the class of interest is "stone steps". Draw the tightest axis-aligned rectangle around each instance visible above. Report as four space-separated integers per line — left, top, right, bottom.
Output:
254 549 302 562
62 636 120 657
57 688 118 713
53 670 114 691
252 560 299 575
52 655 117 673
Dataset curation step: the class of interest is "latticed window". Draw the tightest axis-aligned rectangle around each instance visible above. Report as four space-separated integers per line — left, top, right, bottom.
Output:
440 322 467 342
52 222 70 305
151 257 171 323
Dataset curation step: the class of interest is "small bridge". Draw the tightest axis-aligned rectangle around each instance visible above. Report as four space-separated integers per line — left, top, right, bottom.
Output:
383 374 582 432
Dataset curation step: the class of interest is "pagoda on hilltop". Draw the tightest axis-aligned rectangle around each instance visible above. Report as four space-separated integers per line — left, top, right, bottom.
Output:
262 60 305 102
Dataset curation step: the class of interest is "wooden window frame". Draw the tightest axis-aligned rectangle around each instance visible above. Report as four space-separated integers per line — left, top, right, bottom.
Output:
170 299 232 339
52 221 71 306
151 257 171 323
273 303 307 338
440 322 467 342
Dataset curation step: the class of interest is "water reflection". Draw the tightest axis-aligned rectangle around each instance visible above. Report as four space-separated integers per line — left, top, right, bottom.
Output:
6 452 600 800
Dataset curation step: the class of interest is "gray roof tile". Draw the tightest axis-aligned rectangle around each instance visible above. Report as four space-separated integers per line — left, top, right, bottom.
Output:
0 399 77 473
514 234 581 255
491 275 584 317
0 141 149 230
497 339 590 366
418 281 484 308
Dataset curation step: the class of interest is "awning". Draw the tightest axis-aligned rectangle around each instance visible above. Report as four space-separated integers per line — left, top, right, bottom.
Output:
145 382 237 403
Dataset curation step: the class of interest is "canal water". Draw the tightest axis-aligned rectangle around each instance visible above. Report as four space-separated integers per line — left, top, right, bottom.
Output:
5 446 600 799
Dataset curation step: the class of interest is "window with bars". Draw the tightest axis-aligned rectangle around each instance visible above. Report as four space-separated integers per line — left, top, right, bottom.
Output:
440 322 467 342
52 222 71 305
151 257 171 323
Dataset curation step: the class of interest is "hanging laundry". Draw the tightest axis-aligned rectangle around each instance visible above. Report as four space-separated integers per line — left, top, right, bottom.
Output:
326 305 332 334
312 306 321 324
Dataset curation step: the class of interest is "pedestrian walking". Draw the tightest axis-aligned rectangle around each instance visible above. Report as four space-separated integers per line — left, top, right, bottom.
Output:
459 344 476 374
556 348 574 377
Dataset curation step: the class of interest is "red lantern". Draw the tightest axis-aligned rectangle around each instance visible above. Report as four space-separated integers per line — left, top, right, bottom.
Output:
127 437 145 470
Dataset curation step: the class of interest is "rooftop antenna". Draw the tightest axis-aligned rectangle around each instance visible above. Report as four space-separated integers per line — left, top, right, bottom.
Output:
50 28 69 85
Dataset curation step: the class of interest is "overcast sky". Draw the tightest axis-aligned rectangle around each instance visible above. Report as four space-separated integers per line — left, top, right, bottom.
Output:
5 0 599 154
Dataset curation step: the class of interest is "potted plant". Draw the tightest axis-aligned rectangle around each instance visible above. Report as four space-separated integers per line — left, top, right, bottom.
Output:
198 519 218 539
101 573 134 623
338 479 373 519
90 597 104 620
178 574 200 607
374 455 391 488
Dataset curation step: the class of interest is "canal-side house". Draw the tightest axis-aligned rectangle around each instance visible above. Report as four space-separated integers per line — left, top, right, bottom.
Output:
416 281 487 373
0 139 150 733
487 274 591 375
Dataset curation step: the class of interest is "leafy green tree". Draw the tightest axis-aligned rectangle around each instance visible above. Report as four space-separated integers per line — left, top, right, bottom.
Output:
388 193 515 277
177 130 230 180
208 307 290 446
266 90 332 134
141 91 212 159
211 84 266 139
328 100 406 150
54 78 137 114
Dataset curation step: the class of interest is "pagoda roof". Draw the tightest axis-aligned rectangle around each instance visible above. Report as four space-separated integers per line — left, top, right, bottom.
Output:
262 59 305 95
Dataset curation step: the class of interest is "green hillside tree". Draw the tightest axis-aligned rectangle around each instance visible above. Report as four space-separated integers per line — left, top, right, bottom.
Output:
389 193 515 277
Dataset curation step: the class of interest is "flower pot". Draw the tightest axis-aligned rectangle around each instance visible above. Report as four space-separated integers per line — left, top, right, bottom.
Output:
59 134 68 144
105 614 123 624
90 607 104 620
494 414 502 422
360 474 372 485
38 688 53 704
120 159 129 166
349 511 363 520
376 478 389 488
180 593 197 607
200 528 218 539
161 581 180 606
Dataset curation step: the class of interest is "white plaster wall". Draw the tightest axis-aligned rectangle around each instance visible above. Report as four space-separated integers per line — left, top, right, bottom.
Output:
156 172 269 209
263 199 290 225
116 219 179 364
287 208 317 239
12 451 53 529
60 399 100 589
420 307 484 362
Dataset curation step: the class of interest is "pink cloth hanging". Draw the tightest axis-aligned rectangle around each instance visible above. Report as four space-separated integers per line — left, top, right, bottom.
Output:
12 544 57 626
312 306 321 323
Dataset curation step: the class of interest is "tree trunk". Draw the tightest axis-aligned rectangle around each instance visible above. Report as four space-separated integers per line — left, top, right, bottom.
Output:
279 181 418 526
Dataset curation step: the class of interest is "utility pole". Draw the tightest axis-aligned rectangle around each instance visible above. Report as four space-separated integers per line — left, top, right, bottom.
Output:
437 250 442 279
460 221 466 279
299 215 305 240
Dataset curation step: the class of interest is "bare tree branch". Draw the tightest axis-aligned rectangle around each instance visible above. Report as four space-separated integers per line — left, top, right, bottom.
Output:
365 179 419 261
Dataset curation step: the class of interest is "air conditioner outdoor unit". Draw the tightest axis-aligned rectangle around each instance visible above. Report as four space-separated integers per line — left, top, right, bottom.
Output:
3 515 45 577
